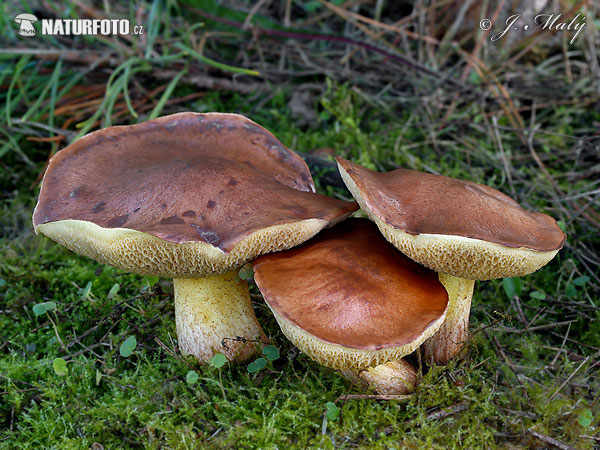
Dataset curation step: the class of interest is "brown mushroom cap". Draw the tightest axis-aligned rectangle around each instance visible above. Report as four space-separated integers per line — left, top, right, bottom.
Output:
336 157 566 280
33 113 357 277
253 218 449 370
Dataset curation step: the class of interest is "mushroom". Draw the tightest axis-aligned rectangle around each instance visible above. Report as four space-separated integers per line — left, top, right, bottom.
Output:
14 13 38 36
253 218 456 393
335 157 566 363
33 112 358 363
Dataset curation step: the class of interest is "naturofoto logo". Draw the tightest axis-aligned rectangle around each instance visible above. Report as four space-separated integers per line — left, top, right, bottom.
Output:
14 13 38 36
13 13 144 37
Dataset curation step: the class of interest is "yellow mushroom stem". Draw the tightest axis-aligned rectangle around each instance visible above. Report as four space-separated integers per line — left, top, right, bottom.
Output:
423 273 476 365
174 271 268 363
341 359 418 394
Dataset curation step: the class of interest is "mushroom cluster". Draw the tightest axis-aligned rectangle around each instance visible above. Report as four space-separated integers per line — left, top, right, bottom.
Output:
34 112 565 396
33 112 357 363
251 156 564 392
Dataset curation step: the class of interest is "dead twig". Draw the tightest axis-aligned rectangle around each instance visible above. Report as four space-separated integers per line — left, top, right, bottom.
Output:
528 429 576 450
426 402 469 421
154 337 195 370
494 320 577 334
335 394 412 402
548 356 590 401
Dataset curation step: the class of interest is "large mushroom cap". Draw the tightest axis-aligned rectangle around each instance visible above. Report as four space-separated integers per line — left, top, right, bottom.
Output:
336 157 566 280
253 218 449 370
33 113 357 277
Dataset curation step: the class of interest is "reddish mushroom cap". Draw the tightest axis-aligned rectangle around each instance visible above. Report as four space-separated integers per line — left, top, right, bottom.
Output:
253 219 449 353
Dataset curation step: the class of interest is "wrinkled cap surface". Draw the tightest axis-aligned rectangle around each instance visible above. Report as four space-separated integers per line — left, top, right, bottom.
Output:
33 113 357 252
253 219 449 351
335 157 566 252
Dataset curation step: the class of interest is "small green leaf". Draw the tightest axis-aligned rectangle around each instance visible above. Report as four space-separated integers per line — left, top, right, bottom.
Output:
579 408 593 427
33 301 57 316
238 267 254 281
80 281 92 299
262 345 280 361
557 220 567 232
119 336 137 357
53 357 67 376
209 353 227 369
467 71 480 84
141 276 159 290
247 357 267 373
530 291 547 300
565 284 577 298
107 283 120 299
0 278 6 287
186 370 199 384
325 402 340 420
573 276 590 287
303 1 322 12
95 369 102 386
502 278 521 299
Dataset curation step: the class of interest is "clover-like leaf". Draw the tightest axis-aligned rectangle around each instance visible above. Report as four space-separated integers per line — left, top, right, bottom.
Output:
262 345 280 361
579 408 593 428
247 357 267 373
303 1 322 13
325 402 340 420
502 278 521 299
33 301 57 316
573 276 590 287
80 281 92 299
186 370 199 385
530 291 546 300
119 335 137 357
565 284 576 298
107 283 120 300
209 353 227 369
239 266 254 281
53 357 67 376
141 276 159 291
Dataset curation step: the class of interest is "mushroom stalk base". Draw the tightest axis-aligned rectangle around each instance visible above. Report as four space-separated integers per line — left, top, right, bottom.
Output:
341 359 417 394
424 274 475 365
174 272 268 363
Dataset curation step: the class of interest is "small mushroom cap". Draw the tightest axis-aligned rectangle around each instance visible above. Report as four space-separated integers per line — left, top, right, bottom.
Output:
253 218 449 370
336 157 566 280
33 113 357 277
14 13 38 22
